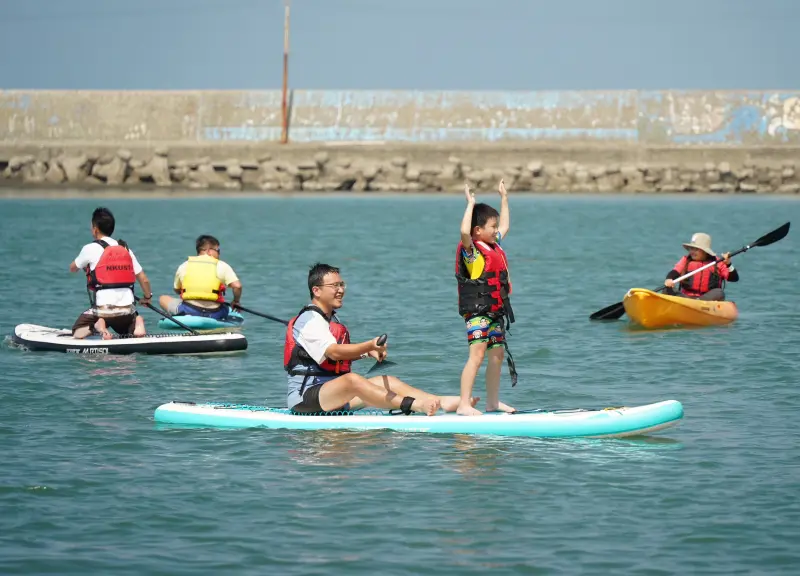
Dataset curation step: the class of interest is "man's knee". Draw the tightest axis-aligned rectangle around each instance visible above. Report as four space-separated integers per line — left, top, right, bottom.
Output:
162 297 181 315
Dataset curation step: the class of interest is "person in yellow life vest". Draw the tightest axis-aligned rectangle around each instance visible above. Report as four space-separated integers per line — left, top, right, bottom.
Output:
158 235 242 320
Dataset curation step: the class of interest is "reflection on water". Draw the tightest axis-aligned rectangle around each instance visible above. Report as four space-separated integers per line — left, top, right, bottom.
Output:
285 429 395 468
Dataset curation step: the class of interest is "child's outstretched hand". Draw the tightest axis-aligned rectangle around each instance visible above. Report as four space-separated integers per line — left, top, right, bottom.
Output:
498 178 507 196
464 182 475 204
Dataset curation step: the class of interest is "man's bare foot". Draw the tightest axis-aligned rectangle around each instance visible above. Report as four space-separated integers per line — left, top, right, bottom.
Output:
133 318 146 338
485 401 516 413
94 320 113 340
413 397 441 416
440 396 480 412
457 402 483 416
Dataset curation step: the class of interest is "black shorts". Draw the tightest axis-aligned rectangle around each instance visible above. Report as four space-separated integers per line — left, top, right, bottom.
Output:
72 312 138 336
291 383 350 414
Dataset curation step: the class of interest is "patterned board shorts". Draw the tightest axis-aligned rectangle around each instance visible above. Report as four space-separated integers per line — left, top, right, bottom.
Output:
465 315 505 349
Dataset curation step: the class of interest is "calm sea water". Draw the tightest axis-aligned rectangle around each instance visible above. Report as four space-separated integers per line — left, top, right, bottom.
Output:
1 193 799 575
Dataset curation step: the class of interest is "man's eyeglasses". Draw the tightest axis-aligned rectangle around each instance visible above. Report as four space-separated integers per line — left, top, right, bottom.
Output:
209 247 221 255
317 281 347 290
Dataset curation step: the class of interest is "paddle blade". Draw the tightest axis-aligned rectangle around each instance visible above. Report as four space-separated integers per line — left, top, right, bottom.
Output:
366 359 398 375
751 221 790 248
589 301 625 321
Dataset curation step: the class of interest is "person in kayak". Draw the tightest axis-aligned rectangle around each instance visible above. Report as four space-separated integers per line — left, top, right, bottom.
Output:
69 207 152 340
664 232 739 300
158 235 242 320
285 263 478 416
455 179 517 417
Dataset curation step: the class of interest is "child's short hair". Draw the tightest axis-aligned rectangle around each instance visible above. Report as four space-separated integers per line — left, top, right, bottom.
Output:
471 203 499 230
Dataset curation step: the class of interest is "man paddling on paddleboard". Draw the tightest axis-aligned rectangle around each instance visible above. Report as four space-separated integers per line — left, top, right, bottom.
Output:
664 232 739 301
285 263 478 416
158 235 243 320
69 207 152 340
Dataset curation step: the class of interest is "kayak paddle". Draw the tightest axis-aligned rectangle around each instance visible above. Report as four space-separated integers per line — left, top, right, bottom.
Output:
589 221 791 321
235 304 289 326
365 334 398 375
135 296 200 335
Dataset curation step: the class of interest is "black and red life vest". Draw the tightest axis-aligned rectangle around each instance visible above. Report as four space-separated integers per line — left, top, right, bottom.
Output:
283 305 352 378
85 240 136 299
677 255 724 297
455 240 515 323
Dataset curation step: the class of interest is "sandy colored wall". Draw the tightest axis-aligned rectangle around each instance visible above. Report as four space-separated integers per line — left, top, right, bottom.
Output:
1 90 799 193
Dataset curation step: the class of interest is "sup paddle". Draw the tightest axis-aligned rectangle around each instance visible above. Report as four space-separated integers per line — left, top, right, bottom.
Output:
589 221 791 321
365 334 398 375
234 304 289 326
135 296 200 335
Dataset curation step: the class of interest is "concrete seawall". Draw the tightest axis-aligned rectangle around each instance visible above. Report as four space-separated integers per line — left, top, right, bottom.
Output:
2 90 799 193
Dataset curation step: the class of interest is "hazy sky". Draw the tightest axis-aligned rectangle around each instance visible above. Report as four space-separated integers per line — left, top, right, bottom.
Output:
1 0 796 90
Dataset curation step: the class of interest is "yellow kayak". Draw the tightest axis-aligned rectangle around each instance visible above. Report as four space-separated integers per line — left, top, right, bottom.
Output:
622 288 738 329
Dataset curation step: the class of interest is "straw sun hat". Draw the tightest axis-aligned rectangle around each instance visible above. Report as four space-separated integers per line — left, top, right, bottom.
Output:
682 232 715 257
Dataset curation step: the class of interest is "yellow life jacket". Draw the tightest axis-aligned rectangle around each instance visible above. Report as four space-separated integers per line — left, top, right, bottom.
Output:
180 255 225 302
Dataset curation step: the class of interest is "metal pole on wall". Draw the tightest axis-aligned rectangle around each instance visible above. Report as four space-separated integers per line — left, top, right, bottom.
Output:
280 0 290 144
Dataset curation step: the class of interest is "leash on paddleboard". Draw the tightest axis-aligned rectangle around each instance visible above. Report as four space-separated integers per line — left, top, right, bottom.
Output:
134 296 200 335
589 221 791 321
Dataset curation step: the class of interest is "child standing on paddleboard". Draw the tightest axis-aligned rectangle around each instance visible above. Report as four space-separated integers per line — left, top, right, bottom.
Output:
455 179 518 416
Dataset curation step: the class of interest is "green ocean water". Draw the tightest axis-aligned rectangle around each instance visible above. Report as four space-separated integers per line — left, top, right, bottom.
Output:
1 193 799 575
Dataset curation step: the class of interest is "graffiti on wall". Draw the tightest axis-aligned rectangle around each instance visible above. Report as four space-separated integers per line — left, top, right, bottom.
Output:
2 89 800 146
199 90 639 143
638 91 800 145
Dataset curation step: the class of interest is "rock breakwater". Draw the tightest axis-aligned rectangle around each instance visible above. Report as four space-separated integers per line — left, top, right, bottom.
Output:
2 147 799 194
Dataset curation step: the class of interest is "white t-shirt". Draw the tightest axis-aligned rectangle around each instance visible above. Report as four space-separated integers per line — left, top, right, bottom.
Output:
74 237 143 307
292 308 337 365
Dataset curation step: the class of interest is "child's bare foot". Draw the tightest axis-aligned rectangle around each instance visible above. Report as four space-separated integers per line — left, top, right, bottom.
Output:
440 396 480 412
413 397 441 416
457 402 483 416
485 401 516 413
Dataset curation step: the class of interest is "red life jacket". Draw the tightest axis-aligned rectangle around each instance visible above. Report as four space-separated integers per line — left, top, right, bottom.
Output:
455 240 514 323
283 305 352 378
677 255 723 297
85 240 136 298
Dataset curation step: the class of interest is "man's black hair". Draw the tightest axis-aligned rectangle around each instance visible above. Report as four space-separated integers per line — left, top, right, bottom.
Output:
308 262 340 298
92 207 116 236
196 235 220 254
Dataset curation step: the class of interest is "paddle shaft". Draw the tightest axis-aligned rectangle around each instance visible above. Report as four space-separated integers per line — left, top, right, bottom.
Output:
235 304 288 325
669 251 738 285
135 296 200 335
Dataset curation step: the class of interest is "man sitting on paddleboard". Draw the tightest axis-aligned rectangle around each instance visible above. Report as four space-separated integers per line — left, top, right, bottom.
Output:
159 235 242 320
69 207 152 340
285 263 478 416
664 232 739 301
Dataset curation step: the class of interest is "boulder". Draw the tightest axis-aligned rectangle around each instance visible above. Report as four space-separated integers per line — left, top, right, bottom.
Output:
132 153 171 186
44 161 66 184
59 154 90 183
21 160 48 184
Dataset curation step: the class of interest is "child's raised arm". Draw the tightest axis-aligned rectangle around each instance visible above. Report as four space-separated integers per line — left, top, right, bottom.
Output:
498 179 510 239
460 182 476 248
